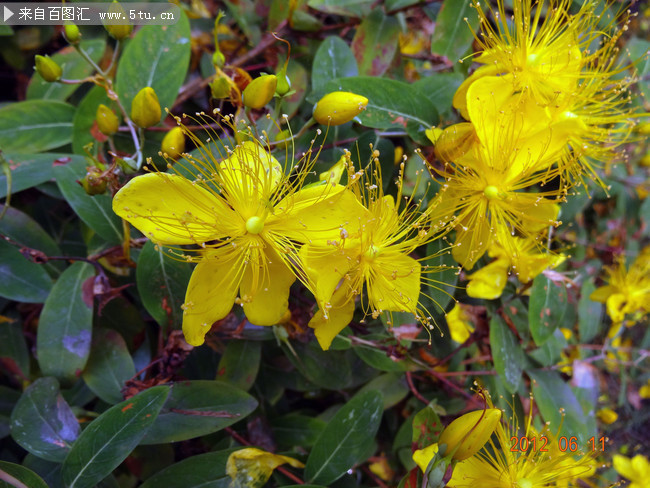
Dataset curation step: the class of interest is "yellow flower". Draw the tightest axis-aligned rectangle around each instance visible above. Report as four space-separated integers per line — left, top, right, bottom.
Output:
590 246 650 326
113 113 363 346
445 303 474 344
613 454 650 488
448 392 596 488
226 447 303 488
302 154 446 349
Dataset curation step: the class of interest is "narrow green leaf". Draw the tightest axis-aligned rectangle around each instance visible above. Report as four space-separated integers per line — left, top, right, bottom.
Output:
578 280 603 342
430 0 478 62
0 461 48 488
528 274 568 346
82 328 136 404
115 12 191 123
37 262 95 385
0 239 53 303
141 380 258 444
0 153 68 199
27 40 106 101
271 414 326 450
0 100 75 153
54 156 123 244
216 340 261 391
62 386 170 488
490 315 524 393
311 37 358 99
136 241 192 329
10 377 80 462
0 320 30 379
351 9 400 76
307 0 373 17
305 390 383 485
412 73 464 118
357 373 409 409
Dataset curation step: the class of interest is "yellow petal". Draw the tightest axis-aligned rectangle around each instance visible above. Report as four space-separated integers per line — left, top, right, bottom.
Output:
113 173 240 245
182 249 244 346
445 303 475 344
451 208 491 270
452 64 501 119
226 447 303 488
309 284 356 350
239 248 296 326
466 258 510 300
220 141 283 202
606 293 627 324
413 442 439 472
301 245 356 309
367 253 421 313
589 285 616 303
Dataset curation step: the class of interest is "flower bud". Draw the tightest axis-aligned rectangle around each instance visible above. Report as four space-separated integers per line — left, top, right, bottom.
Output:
313 91 368 126
96 104 119 135
438 408 501 461
104 2 132 40
34 55 62 82
80 169 107 195
210 75 232 99
275 65 291 97
242 74 277 109
213 51 226 68
131 87 161 128
64 24 81 44
161 127 185 160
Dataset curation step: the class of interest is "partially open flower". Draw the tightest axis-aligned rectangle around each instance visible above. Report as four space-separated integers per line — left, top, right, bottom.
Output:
313 91 368 126
438 408 501 460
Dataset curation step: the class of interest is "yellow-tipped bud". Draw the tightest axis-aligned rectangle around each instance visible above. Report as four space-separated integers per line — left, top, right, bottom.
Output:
438 408 501 461
64 24 81 44
242 74 277 109
596 408 618 425
96 104 119 136
213 51 226 68
104 2 132 40
161 127 185 160
131 87 161 128
34 55 62 82
313 91 368 126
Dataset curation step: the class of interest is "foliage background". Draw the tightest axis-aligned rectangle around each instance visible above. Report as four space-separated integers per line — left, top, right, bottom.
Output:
0 0 648 487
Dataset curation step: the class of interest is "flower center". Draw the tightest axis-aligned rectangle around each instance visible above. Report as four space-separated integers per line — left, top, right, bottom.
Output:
483 185 500 200
516 479 533 488
245 216 265 234
364 244 381 260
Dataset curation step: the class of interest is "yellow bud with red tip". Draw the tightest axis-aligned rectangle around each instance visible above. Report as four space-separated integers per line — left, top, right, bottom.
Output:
438 408 501 460
242 74 277 109
131 87 161 128
161 127 185 160
96 104 119 136
35 55 62 82
313 91 368 126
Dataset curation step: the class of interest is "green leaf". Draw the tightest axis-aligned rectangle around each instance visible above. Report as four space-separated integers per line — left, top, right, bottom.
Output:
115 12 191 123
0 239 53 303
36 262 95 385
62 386 169 488
354 343 408 372
141 380 258 444
430 0 478 62
305 390 383 485
72 85 112 155
0 100 75 153
412 402 443 449
0 320 30 379
528 274 568 346
527 369 595 445
10 377 80 462
0 461 48 488
324 76 438 144
578 280 603 343
136 241 192 329
351 9 400 76
139 449 240 488
424 238 458 314
54 156 123 244
307 0 373 17
27 40 106 101
271 414 326 450
412 73 464 119
0 153 65 199
216 340 261 391
311 37 358 99
82 328 136 404
489 315 524 393
357 373 409 409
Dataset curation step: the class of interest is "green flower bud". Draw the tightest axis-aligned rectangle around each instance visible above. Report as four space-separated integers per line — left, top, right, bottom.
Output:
96 104 119 136
131 87 161 129
104 2 132 40
64 24 81 44
34 55 62 82
80 169 107 195
438 408 501 461
161 127 185 160
275 66 291 97
313 91 368 126
213 51 226 68
210 75 231 99
242 74 277 110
